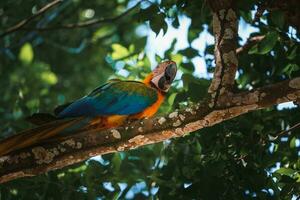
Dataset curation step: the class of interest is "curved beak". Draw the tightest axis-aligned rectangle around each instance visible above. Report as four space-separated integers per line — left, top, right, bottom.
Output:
151 61 177 92
165 63 177 84
156 63 177 92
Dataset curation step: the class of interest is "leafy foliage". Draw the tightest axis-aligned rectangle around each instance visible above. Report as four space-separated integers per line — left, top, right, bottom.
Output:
0 0 299 199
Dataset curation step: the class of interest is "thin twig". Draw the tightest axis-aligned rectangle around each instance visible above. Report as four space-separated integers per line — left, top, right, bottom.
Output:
269 122 300 141
17 1 142 32
236 35 265 55
0 0 63 38
276 122 300 138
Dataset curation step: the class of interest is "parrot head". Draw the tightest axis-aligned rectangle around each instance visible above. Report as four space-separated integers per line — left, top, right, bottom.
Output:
150 61 177 92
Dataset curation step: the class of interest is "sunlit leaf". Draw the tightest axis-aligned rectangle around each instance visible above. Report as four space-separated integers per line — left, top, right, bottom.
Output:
276 168 297 176
68 165 87 173
40 71 58 85
2 0 300 199
290 137 297 148
19 43 34 64
111 44 130 59
92 26 115 42
25 99 39 109
168 93 177 105
155 54 162 62
170 54 183 64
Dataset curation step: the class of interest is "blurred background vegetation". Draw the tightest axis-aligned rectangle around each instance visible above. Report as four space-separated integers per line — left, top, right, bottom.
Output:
0 0 300 199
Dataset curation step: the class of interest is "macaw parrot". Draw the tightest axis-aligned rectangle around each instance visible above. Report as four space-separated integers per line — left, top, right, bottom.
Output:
0 61 177 156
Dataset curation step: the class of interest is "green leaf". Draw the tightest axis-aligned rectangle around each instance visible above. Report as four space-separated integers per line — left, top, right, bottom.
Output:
68 165 87 173
181 73 209 100
195 141 202 154
25 99 39 109
290 137 297 148
240 10 252 23
134 36 147 49
276 168 297 176
168 93 177 105
182 73 194 89
248 44 258 54
138 4 159 21
205 44 214 55
155 54 162 62
172 16 180 28
92 26 115 42
128 44 135 53
112 153 122 173
40 71 58 85
282 63 299 78
188 30 199 43
170 54 182 64
150 13 168 35
178 47 199 58
250 32 278 55
287 46 298 60
257 32 278 54
111 43 129 59
180 62 195 73
19 43 34 64
143 55 151 67
270 10 285 29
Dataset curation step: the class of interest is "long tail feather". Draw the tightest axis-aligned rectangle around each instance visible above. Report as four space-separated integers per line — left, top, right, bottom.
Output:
26 113 58 125
0 118 86 156
0 114 124 156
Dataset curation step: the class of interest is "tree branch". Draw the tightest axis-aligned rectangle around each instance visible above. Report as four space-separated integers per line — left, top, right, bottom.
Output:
1 0 299 185
0 0 63 38
0 77 299 183
207 0 239 107
236 35 265 55
270 122 300 141
13 1 142 32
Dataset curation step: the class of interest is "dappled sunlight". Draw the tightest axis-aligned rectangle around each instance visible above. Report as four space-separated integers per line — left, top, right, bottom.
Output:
0 0 299 199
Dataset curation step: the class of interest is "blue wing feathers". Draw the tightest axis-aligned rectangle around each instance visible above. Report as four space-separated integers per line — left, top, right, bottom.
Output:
57 81 158 118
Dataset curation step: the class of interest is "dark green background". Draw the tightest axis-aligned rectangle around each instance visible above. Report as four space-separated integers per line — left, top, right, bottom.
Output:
0 0 299 199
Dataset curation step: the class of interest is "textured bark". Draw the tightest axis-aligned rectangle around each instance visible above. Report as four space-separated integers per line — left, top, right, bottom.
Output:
207 0 238 107
0 0 300 184
0 77 299 183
